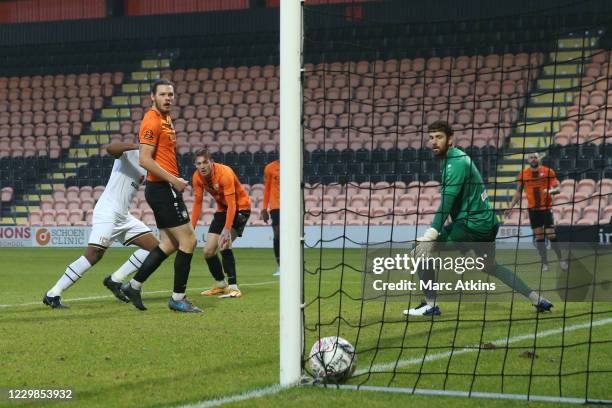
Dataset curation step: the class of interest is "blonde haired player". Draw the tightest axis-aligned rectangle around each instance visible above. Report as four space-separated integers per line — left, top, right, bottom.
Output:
190 148 252 298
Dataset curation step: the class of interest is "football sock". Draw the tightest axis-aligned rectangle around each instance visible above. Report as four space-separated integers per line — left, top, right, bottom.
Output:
549 236 563 260
216 280 228 288
111 249 149 283
273 237 280 265
173 250 193 294
47 256 92 297
205 254 225 281
418 266 436 304
528 291 544 305
536 239 548 264
132 246 168 286
221 249 237 285
492 262 533 298
129 279 142 290
229 284 239 290
172 292 186 301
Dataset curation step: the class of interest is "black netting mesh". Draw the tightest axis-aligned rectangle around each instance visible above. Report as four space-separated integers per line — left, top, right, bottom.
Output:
301 1 612 403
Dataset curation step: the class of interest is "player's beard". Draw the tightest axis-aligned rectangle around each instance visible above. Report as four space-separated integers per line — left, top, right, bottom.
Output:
530 162 539 169
155 100 171 115
433 142 450 158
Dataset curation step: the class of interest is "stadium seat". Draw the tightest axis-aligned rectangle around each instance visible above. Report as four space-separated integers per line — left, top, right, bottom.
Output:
1 186 13 202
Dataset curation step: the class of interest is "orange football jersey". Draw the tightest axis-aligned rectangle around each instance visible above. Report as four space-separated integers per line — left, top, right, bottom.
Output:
138 108 178 182
263 160 280 210
518 165 559 210
191 163 251 229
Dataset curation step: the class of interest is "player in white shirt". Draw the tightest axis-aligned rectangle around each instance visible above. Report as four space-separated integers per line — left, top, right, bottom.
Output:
43 143 159 308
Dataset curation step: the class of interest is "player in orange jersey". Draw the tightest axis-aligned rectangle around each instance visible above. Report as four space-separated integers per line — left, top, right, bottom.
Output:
120 79 201 313
191 148 252 298
262 159 280 276
505 152 567 271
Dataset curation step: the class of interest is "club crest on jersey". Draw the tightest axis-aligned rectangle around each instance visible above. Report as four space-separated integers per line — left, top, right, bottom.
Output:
143 129 154 140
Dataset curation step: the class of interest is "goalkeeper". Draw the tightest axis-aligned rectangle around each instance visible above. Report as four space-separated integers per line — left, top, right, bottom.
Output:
403 121 553 316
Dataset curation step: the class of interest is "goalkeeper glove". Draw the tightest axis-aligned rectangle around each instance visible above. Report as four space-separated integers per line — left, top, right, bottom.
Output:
412 228 438 259
417 228 439 242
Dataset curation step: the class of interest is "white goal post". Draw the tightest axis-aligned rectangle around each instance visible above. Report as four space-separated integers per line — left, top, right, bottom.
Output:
279 0 304 386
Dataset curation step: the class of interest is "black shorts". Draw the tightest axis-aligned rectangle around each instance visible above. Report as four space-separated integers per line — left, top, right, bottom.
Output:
145 181 190 229
270 209 280 227
209 210 251 237
528 209 555 229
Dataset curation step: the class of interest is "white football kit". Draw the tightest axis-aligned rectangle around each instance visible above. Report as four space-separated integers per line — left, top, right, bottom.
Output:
88 150 151 248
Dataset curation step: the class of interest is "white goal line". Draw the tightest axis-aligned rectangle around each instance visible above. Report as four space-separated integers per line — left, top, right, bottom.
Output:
332 385 612 405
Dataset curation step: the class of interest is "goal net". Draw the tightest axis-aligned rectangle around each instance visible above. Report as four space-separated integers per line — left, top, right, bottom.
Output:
298 1 612 403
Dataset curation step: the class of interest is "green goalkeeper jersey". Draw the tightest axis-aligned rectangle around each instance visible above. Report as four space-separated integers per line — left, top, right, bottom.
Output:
434 147 498 234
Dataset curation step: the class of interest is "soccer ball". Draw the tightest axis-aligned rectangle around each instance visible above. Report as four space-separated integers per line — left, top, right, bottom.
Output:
309 336 357 382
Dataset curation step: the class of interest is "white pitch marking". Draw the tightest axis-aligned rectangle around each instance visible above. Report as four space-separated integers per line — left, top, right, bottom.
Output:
0 281 278 308
173 384 288 408
334 384 612 405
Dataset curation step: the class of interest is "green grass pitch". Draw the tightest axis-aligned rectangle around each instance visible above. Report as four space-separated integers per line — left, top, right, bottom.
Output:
0 247 610 407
